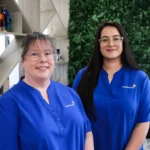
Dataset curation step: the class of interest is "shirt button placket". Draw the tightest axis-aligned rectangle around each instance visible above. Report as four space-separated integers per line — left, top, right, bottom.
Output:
50 107 65 137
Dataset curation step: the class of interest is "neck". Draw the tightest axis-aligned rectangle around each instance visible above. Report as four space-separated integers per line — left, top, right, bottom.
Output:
23 76 50 92
103 59 122 75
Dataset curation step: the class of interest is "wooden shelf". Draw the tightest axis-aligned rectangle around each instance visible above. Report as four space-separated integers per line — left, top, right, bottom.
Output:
0 31 27 37
0 0 31 34
51 36 68 40
56 60 68 65
0 0 20 12
0 0 40 89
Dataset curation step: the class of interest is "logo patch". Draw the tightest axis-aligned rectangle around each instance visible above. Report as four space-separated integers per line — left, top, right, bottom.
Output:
122 84 136 89
65 101 75 107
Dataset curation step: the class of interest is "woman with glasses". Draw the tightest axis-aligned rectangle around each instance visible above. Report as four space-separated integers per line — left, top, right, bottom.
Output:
0 32 94 150
72 22 150 150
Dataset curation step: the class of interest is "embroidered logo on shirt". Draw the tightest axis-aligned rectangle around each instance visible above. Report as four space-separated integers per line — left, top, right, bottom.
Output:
65 101 75 107
122 84 136 89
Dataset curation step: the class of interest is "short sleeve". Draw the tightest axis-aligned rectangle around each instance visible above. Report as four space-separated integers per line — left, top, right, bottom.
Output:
85 114 92 132
137 75 150 123
0 94 20 150
72 68 91 131
69 87 91 132
76 95 92 132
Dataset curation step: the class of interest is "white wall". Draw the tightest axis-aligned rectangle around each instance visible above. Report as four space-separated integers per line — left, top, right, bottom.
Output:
0 35 5 56
9 63 20 88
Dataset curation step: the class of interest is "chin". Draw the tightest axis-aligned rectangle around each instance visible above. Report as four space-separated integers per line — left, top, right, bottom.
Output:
104 55 121 60
36 75 51 80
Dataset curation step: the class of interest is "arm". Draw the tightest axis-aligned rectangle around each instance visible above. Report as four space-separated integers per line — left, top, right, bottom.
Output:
70 86 93 150
0 95 19 150
125 122 150 150
84 131 94 150
126 75 150 150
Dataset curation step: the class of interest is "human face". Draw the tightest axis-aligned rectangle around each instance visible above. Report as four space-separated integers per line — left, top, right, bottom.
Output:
22 40 55 82
99 26 123 61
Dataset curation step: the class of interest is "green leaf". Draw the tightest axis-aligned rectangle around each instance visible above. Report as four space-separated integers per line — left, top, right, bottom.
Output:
68 0 150 84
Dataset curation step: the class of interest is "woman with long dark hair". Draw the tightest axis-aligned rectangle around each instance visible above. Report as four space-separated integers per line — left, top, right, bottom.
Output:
72 22 150 150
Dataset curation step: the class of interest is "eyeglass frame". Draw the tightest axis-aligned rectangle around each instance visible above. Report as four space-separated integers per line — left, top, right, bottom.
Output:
24 49 56 62
98 35 124 46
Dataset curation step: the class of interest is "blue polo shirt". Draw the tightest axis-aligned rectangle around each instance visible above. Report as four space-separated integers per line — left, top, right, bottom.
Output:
0 80 91 150
72 66 150 150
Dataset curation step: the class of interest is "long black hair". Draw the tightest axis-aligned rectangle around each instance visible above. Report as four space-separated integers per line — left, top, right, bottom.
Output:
76 22 140 118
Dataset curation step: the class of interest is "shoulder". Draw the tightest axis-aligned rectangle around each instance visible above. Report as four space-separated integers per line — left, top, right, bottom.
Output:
51 80 82 104
125 67 149 81
72 67 87 90
51 80 78 95
51 80 69 90
0 85 19 114
76 67 87 77
124 68 150 90
0 83 18 100
0 80 25 103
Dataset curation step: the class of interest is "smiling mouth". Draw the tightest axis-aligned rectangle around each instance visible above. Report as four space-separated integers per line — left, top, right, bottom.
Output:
106 49 116 51
36 66 49 69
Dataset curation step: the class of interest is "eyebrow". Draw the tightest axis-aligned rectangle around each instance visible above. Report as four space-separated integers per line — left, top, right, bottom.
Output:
101 35 121 38
28 49 52 52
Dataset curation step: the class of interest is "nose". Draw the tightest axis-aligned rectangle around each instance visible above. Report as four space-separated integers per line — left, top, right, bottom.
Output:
108 39 114 46
39 53 47 61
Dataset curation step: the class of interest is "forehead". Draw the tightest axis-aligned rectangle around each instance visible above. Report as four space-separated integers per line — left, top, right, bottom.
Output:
28 39 53 51
101 26 120 37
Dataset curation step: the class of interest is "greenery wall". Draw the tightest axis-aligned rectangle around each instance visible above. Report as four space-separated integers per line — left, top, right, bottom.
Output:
68 0 150 85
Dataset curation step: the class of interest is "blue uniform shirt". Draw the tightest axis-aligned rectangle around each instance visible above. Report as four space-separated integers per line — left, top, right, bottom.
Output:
72 66 150 150
0 80 91 150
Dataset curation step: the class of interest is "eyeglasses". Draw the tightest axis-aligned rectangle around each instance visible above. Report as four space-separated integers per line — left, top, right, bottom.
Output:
98 35 123 46
25 49 54 62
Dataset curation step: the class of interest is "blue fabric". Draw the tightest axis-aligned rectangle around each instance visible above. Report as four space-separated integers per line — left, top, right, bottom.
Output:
72 66 150 150
0 80 91 150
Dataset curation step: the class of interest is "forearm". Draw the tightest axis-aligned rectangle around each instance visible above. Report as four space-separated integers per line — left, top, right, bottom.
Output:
84 131 94 150
125 122 150 150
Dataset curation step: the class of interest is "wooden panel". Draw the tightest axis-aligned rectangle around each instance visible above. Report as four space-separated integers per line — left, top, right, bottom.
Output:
0 31 26 37
52 63 68 85
22 14 32 33
52 38 69 62
40 11 55 32
0 38 22 88
18 0 40 31
0 0 31 34
11 12 22 33
0 0 20 12
0 38 22 62
0 50 20 88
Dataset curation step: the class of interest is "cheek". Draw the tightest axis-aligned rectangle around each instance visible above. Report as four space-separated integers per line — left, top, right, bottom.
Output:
118 44 123 52
100 46 105 53
24 65 34 73
24 62 36 72
48 60 55 68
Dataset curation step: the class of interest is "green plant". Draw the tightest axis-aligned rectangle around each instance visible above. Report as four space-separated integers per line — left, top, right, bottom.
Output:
68 0 150 85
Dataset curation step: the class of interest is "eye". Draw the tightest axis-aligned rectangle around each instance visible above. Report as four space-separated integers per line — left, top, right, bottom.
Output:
44 50 53 55
44 51 51 55
113 36 121 41
30 51 39 56
113 37 120 41
101 38 109 42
